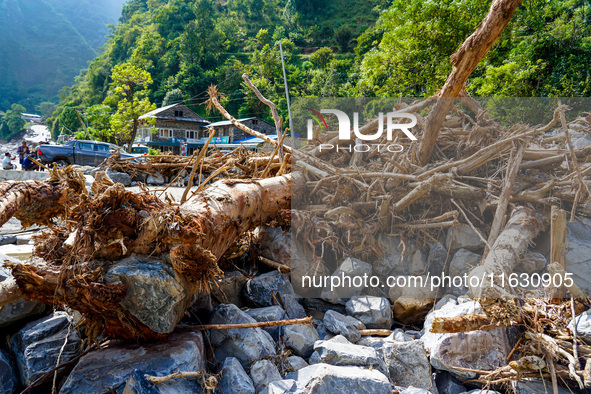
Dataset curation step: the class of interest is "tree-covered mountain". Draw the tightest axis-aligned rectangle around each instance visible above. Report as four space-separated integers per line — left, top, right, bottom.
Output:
0 0 125 112
50 0 591 142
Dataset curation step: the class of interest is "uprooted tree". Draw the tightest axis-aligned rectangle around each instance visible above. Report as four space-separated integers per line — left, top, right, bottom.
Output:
0 167 299 339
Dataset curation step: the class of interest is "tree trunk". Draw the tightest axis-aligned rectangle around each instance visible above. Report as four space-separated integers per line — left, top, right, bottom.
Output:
417 0 523 166
0 168 302 339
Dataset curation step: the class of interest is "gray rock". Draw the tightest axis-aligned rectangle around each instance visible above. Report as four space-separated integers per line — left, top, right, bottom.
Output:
314 320 331 340
60 331 205 394
323 310 365 343
0 235 17 245
435 371 466 394
244 271 294 307
569 309 591 343
250 360 282 393
284 356 308 372
209 304 276 369
130 181 138 187
515 252 546 274
382 340 436 393
427 242 447 275
217 357 255 394
302 298 346 314
146 172 165 185
0 298 48 328
421 298 510 379
264 379 301 394
374 235 428 278
285 363 391 394
105 256 188 334
345 296 392 329
253 226 291 266
281 324 320 358
122 368 201 393
564 217 591 293
320 257 373 303
0 264 48 328
449 249 481 278
281 294 306 319
573 135 591 149
398 388 431 394
0 349 18 394
211 270 248 307
309 335 389 377
463 390 502 394
10 312 81 385
107 171 132 186
385 328 414 342
514 379 571 393
446 223 484 253
246 306 285 339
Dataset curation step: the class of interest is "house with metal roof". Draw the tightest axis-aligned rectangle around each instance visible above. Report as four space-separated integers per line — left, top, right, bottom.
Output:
206 117 276 145
137 103 209 155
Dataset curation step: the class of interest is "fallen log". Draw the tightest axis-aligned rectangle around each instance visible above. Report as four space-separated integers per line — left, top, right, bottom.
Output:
0 167 302 340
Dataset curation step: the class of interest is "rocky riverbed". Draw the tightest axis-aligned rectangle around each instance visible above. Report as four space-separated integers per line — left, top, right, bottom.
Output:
0 168 588 393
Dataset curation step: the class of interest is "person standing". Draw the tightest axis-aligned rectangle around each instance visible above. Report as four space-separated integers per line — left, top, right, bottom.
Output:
16 141 30 165
2 153 16 170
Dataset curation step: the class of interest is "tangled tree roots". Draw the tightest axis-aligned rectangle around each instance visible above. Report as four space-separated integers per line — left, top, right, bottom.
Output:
0 166 300 340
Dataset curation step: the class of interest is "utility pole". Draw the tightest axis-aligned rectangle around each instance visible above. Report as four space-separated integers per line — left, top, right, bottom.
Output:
278 41 293 139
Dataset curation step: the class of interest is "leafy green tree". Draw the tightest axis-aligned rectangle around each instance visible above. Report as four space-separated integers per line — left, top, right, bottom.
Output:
310 47 335 69
106 63 156 149
86 104 114 142
162 89 185 106
0 104 26 140
334 26 353 52
355 0 489 96
36 102 56 121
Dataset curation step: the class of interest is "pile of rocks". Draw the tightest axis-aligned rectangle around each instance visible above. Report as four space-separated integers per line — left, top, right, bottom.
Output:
1 218 589 393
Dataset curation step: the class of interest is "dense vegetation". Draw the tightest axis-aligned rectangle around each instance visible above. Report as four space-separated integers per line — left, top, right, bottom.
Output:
0 0 124 123
23 0 591 141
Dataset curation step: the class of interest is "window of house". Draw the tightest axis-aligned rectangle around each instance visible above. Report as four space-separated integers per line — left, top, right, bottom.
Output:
160 129 170 138
174 110 183 117
252 119 258 125
186 130 198 139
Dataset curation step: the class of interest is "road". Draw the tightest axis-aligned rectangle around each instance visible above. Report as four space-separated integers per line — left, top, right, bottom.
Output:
27 124 52 143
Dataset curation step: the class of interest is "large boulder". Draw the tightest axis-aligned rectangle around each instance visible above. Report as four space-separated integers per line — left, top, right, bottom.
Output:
446 224 484 254
323 310 365 343
106 171 132 186
0 349 18 394
105 256 190 334
320 257 373 303
309 335 388 378
421 297 511 379
0 263 47 328
285 364 391 394
211 271 249 307
569 309 591 344
243 271 294 307
10 312 81 385
122 368 201 393
281 324 320 358
564 217 591 293
209 304 276 369
246 305 286 340
345 296 392 329
60 331 204 394
146 173 165 185
250 360 282 393
217 357 255 394
382 340 437 393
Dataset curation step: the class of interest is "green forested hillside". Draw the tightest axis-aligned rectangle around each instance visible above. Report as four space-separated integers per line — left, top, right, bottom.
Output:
0 0 124 112
51 0 591 141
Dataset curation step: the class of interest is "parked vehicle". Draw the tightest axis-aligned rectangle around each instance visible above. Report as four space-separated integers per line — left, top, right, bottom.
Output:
37 140 134 167
130 144 149 156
